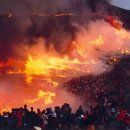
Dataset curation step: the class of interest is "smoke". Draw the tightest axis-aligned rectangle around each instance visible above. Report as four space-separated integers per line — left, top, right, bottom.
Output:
0 0 111 13
0 0 112 61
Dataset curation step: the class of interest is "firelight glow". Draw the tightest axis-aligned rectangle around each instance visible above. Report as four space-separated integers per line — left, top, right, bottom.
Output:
0 17 130 113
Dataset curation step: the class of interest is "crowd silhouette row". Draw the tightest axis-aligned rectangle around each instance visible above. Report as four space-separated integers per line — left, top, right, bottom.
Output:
0 101 130 130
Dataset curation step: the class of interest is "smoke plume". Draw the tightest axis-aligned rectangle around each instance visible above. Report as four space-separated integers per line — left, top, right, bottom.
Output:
0 0 111 61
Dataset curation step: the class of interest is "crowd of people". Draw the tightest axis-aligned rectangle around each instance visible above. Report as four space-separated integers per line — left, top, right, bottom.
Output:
0 56 130 130
0 102 130 130
65 56 130 109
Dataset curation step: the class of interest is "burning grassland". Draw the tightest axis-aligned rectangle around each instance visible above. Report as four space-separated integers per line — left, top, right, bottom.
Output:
0 19 130 113
0 0 130 113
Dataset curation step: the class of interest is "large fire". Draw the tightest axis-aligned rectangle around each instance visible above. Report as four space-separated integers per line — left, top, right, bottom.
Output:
0 17 130 113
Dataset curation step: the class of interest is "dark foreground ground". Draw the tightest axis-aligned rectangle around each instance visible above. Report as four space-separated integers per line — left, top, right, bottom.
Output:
0 122 129 130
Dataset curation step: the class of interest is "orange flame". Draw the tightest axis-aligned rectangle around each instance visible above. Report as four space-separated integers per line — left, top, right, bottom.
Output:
106 16 123 30
27 90 56 105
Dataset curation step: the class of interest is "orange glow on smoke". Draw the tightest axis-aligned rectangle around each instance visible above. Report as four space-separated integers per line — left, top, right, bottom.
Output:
0 18 130 113
0 58 23 68
90 35 104 46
